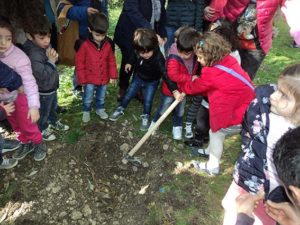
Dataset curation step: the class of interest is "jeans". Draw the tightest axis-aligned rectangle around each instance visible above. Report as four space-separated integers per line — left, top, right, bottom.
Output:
152 93 186 127
120 75 159 115
38 92 58 131
165 26 177 52
83 84 107 112
0 135 3 163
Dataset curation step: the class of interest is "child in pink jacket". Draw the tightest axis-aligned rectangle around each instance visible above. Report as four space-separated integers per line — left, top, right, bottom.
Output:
0 16 46 161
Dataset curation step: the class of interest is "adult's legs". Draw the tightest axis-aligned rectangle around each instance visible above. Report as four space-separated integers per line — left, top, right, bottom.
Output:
118 48 133 100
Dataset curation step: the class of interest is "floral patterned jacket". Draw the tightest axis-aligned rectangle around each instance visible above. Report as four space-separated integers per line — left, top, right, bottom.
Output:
233 84 276 195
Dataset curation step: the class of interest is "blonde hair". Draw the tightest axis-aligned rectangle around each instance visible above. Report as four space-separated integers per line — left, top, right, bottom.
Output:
194 32 231 66
279 64 300 125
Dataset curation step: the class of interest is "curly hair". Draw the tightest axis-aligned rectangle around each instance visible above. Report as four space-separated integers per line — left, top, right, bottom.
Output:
194 32 232 66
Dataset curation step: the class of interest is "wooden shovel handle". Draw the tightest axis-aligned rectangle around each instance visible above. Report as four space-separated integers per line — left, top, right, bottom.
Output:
122 96 184 164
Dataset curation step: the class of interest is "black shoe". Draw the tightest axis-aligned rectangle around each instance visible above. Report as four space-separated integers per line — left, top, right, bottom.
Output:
191 147 209 158
2 139 20 153
33 143 47 161
184 138 204 148
13 143 34 160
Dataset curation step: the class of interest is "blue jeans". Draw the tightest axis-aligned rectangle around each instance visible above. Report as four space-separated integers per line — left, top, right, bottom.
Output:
83 84 107 112
120 75 159 115
38 92 58 131
165 26 178 51
152 93 186 127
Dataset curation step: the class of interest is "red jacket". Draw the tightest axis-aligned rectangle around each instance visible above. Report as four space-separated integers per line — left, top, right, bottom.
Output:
208 0 284 54
162 54 198 96
75 38 118 85
179 55 255 132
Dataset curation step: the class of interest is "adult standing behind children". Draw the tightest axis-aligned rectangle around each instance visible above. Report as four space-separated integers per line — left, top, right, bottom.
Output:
164 0 205 51
76 12 117 123
113 0 167 102
23 15 69 142
203 0 285 79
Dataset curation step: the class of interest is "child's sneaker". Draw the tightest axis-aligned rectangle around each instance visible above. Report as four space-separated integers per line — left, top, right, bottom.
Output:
2 139 20 153
82 111 91 123
50 121 69 131
13 143 34 160
191 160 219 175
42 127 56 141
109 107 124 121
96 109 108 120
172 126 182 140
33 143 47 161
185 122 193 138
140 114 149 131
0 158 18 169
148 121 157 135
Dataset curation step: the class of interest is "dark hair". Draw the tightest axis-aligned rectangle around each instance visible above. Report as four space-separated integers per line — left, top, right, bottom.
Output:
0 15 14 36
279 64 300 125
24 14 51 37
133 28 158 53
210 19 239 51
174 26 189 40
194 32 231 66
176 27 200 52
273 127 300 188
88 12 108 34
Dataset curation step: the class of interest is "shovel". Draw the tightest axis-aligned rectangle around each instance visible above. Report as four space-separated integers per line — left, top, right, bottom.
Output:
122 97 184 165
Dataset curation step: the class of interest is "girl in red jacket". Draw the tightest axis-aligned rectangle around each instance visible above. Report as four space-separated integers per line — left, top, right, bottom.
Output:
179 32 255 175
75 12 117 123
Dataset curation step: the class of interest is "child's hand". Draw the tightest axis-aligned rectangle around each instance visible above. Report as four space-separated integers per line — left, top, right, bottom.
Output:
173 90 185 102
0 102 15 116
27 107 40 123
87 7 99 16
235 191 265 218
0 88 9 94
125 64 132 73
192 75 198 81
46 48 59 64
156 34 166 46
109 79 117 87
204 6 215 20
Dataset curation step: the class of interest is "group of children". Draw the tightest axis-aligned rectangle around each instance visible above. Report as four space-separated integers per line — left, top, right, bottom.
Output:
1 9 300 225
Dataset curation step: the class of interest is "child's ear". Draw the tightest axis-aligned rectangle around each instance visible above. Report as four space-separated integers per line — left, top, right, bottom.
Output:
26 33 34 41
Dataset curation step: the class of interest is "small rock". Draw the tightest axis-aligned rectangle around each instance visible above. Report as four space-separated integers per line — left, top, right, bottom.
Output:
43 209 48 214
47 148 53 155
82 204 92 217
162 144 169 150
132 166 138 172
120 143 130 152
177 144 184 149
52 186 61 194
37 210 42 214
71 211 82 220
59 211 67 218
142 162 149 168
75 168 79 173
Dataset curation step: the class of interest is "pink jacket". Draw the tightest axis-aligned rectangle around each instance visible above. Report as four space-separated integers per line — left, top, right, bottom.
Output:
0 45 40 109
208 0 284 54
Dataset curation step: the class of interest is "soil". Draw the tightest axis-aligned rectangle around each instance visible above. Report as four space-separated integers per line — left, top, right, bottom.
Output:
0 120 208 225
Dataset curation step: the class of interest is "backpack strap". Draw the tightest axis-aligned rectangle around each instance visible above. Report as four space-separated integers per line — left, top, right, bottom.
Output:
214 64 255 91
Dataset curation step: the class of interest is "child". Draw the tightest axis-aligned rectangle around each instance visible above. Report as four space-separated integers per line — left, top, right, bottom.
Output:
109 28 165 131
75 12 117 123
222 64 300 225
0 60 23 169
186 18 241 146
0 16 47 161
23 15 69 141
150 27 200 140
178 31 255 174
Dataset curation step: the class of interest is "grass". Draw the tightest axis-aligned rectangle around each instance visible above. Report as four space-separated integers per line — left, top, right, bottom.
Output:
4 8 297 225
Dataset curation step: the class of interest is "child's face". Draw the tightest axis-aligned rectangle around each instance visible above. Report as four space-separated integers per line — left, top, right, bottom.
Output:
90 30 105 45
270 81 296 119
178 50 193 60
139 50 154 59
0 27 13 55
32 33 51 49
196 53 206 66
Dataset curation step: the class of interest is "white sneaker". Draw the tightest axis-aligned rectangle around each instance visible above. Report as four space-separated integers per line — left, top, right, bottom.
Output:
185 122 193 138
148 121 157 135
140 114 149 131
82 111 91 123
172 126 182 140
42 127 56 141
96 109 108 120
